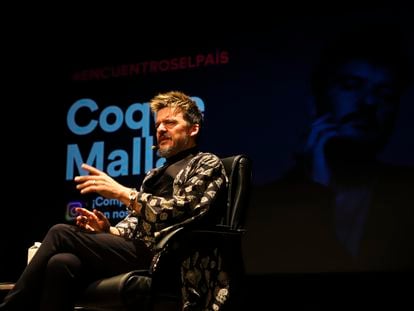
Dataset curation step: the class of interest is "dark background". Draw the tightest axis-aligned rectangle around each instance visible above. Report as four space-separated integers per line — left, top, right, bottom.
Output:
2 3 413 309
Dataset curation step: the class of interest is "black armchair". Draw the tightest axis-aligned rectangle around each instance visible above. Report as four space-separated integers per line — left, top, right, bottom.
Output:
75 154 252 311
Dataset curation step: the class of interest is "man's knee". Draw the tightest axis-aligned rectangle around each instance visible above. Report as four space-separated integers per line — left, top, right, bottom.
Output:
47 253 81 275
49 223 73 233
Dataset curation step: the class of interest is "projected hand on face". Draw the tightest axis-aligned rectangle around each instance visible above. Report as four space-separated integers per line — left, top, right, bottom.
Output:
304 114 339 185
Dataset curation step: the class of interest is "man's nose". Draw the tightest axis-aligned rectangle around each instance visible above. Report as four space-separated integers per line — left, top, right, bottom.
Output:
157 123 167 132
359 88 378 107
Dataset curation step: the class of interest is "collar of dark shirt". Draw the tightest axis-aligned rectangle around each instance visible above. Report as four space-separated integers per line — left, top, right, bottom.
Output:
164 146 199 166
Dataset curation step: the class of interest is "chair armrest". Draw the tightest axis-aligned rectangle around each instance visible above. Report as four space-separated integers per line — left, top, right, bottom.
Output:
76 270 152 309
150 226 246 287
153 227 185 252
151 226 245 272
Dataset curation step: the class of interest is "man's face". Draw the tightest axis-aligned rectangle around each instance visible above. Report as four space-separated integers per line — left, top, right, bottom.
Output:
155 107 198 158
323 59 400 150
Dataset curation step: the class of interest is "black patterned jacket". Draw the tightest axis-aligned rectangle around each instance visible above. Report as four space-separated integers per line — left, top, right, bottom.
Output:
114 152 227 250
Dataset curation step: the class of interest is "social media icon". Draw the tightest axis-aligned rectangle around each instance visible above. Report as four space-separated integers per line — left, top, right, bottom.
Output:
65 201 83 221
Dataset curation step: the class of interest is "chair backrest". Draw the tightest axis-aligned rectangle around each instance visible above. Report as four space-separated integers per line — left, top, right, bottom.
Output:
220 154 252 230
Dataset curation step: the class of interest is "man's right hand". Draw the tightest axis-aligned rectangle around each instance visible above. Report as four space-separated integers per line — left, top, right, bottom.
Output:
74 207 111 233
305 113 339 156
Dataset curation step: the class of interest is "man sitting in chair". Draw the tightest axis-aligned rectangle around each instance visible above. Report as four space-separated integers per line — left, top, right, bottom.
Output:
0 91 228 311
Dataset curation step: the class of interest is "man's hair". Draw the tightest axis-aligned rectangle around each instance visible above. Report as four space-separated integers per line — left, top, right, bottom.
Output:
150 91 203 127
311 23 412 104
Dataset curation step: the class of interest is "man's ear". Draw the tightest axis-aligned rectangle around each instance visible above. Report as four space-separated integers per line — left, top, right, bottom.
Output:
189 123 200 137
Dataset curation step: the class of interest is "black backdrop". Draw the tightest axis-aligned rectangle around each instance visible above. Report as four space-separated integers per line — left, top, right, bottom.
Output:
2 4 413 308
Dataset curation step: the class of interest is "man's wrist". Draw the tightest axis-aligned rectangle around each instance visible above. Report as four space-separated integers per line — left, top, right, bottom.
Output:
128 188 138 211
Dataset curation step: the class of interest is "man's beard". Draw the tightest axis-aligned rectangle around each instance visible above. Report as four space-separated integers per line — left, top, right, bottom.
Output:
158 137 189 158
158 146 174 158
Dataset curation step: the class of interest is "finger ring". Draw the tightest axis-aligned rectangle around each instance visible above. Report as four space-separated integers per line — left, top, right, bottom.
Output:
93 180 96 185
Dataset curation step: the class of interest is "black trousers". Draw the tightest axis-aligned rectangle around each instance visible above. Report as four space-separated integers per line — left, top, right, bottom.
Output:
0 223 152 311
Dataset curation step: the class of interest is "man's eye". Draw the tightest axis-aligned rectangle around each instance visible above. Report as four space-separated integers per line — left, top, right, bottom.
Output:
164 121 176 127
156 120 177 129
